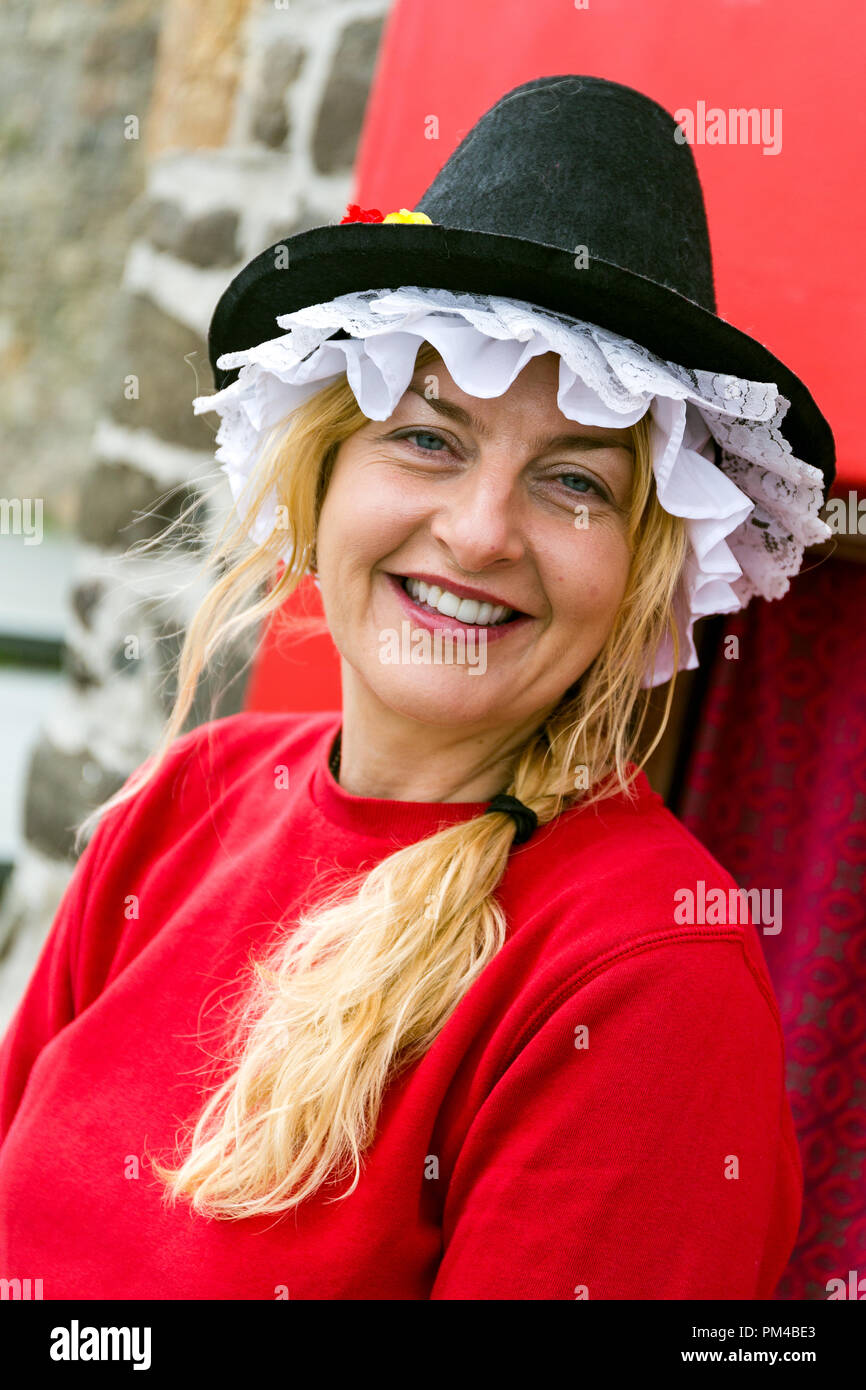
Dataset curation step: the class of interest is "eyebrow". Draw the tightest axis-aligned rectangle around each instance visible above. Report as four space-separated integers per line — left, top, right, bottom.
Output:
406 384 635 455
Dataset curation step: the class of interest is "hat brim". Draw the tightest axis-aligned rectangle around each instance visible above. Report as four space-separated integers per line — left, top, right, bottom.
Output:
207 222 835 488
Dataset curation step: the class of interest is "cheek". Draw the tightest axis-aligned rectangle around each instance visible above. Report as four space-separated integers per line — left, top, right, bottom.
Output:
552 533 632 619
319 450 420 563
317 462 384 565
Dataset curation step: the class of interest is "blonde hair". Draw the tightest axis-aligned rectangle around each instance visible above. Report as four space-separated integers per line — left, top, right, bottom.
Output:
76 338 689 1218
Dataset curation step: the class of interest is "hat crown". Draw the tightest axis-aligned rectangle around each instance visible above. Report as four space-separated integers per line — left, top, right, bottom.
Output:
416 74 716 312
205 72 833 482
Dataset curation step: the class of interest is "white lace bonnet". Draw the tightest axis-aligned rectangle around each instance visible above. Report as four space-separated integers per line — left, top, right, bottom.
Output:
192 284 831 688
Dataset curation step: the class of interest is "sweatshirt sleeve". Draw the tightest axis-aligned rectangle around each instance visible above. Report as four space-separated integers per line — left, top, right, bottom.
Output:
430 936 801 1300
0 810 113 1149
0 731 198 1151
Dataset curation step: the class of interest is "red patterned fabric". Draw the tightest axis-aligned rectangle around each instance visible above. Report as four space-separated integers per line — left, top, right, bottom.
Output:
678 554 866 1300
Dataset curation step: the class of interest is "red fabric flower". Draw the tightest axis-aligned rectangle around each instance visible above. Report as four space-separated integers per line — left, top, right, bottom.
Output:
340 204 385 224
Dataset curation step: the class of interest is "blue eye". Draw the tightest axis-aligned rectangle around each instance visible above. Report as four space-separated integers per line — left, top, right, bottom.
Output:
556 472 606 499
399 429 452 453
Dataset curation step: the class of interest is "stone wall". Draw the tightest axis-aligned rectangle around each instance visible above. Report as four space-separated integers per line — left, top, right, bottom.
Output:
0 0 391 1029
0 0 163 528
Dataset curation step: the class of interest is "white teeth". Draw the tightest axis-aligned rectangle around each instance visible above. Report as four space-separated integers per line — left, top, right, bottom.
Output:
403 576 513 625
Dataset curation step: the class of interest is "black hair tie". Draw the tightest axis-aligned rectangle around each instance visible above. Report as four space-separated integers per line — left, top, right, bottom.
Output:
485 793 538 846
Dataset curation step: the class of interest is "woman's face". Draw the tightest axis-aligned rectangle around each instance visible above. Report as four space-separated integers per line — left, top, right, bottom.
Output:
314 350 636 734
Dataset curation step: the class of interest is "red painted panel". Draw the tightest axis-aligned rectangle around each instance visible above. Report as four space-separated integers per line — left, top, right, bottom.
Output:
244 574 341 712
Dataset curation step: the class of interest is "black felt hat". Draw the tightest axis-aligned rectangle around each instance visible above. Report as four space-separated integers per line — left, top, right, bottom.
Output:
207 73 835 488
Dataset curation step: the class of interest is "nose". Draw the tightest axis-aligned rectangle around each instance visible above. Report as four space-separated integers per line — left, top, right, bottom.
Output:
427 458 527 571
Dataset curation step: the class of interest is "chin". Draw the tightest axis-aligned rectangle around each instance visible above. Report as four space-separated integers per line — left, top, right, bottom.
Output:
364 669 507 725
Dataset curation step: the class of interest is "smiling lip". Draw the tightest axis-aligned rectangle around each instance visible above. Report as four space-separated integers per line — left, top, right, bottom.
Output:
386 573 534 641
390 571 530 614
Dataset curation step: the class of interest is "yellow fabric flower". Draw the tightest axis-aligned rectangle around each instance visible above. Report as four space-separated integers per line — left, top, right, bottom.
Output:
381 208 433 224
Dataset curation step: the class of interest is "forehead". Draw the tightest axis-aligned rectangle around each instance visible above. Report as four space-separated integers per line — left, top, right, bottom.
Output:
406 351 635 445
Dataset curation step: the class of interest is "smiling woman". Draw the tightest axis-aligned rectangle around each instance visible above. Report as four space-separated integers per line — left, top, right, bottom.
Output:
0 75 834 1302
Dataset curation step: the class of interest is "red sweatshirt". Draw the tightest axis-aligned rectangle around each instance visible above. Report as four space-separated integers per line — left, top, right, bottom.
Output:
0 710 802 1300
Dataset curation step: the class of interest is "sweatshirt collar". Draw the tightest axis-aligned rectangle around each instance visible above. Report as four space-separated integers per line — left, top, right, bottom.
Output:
308 718 492 840
307 716 656 841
